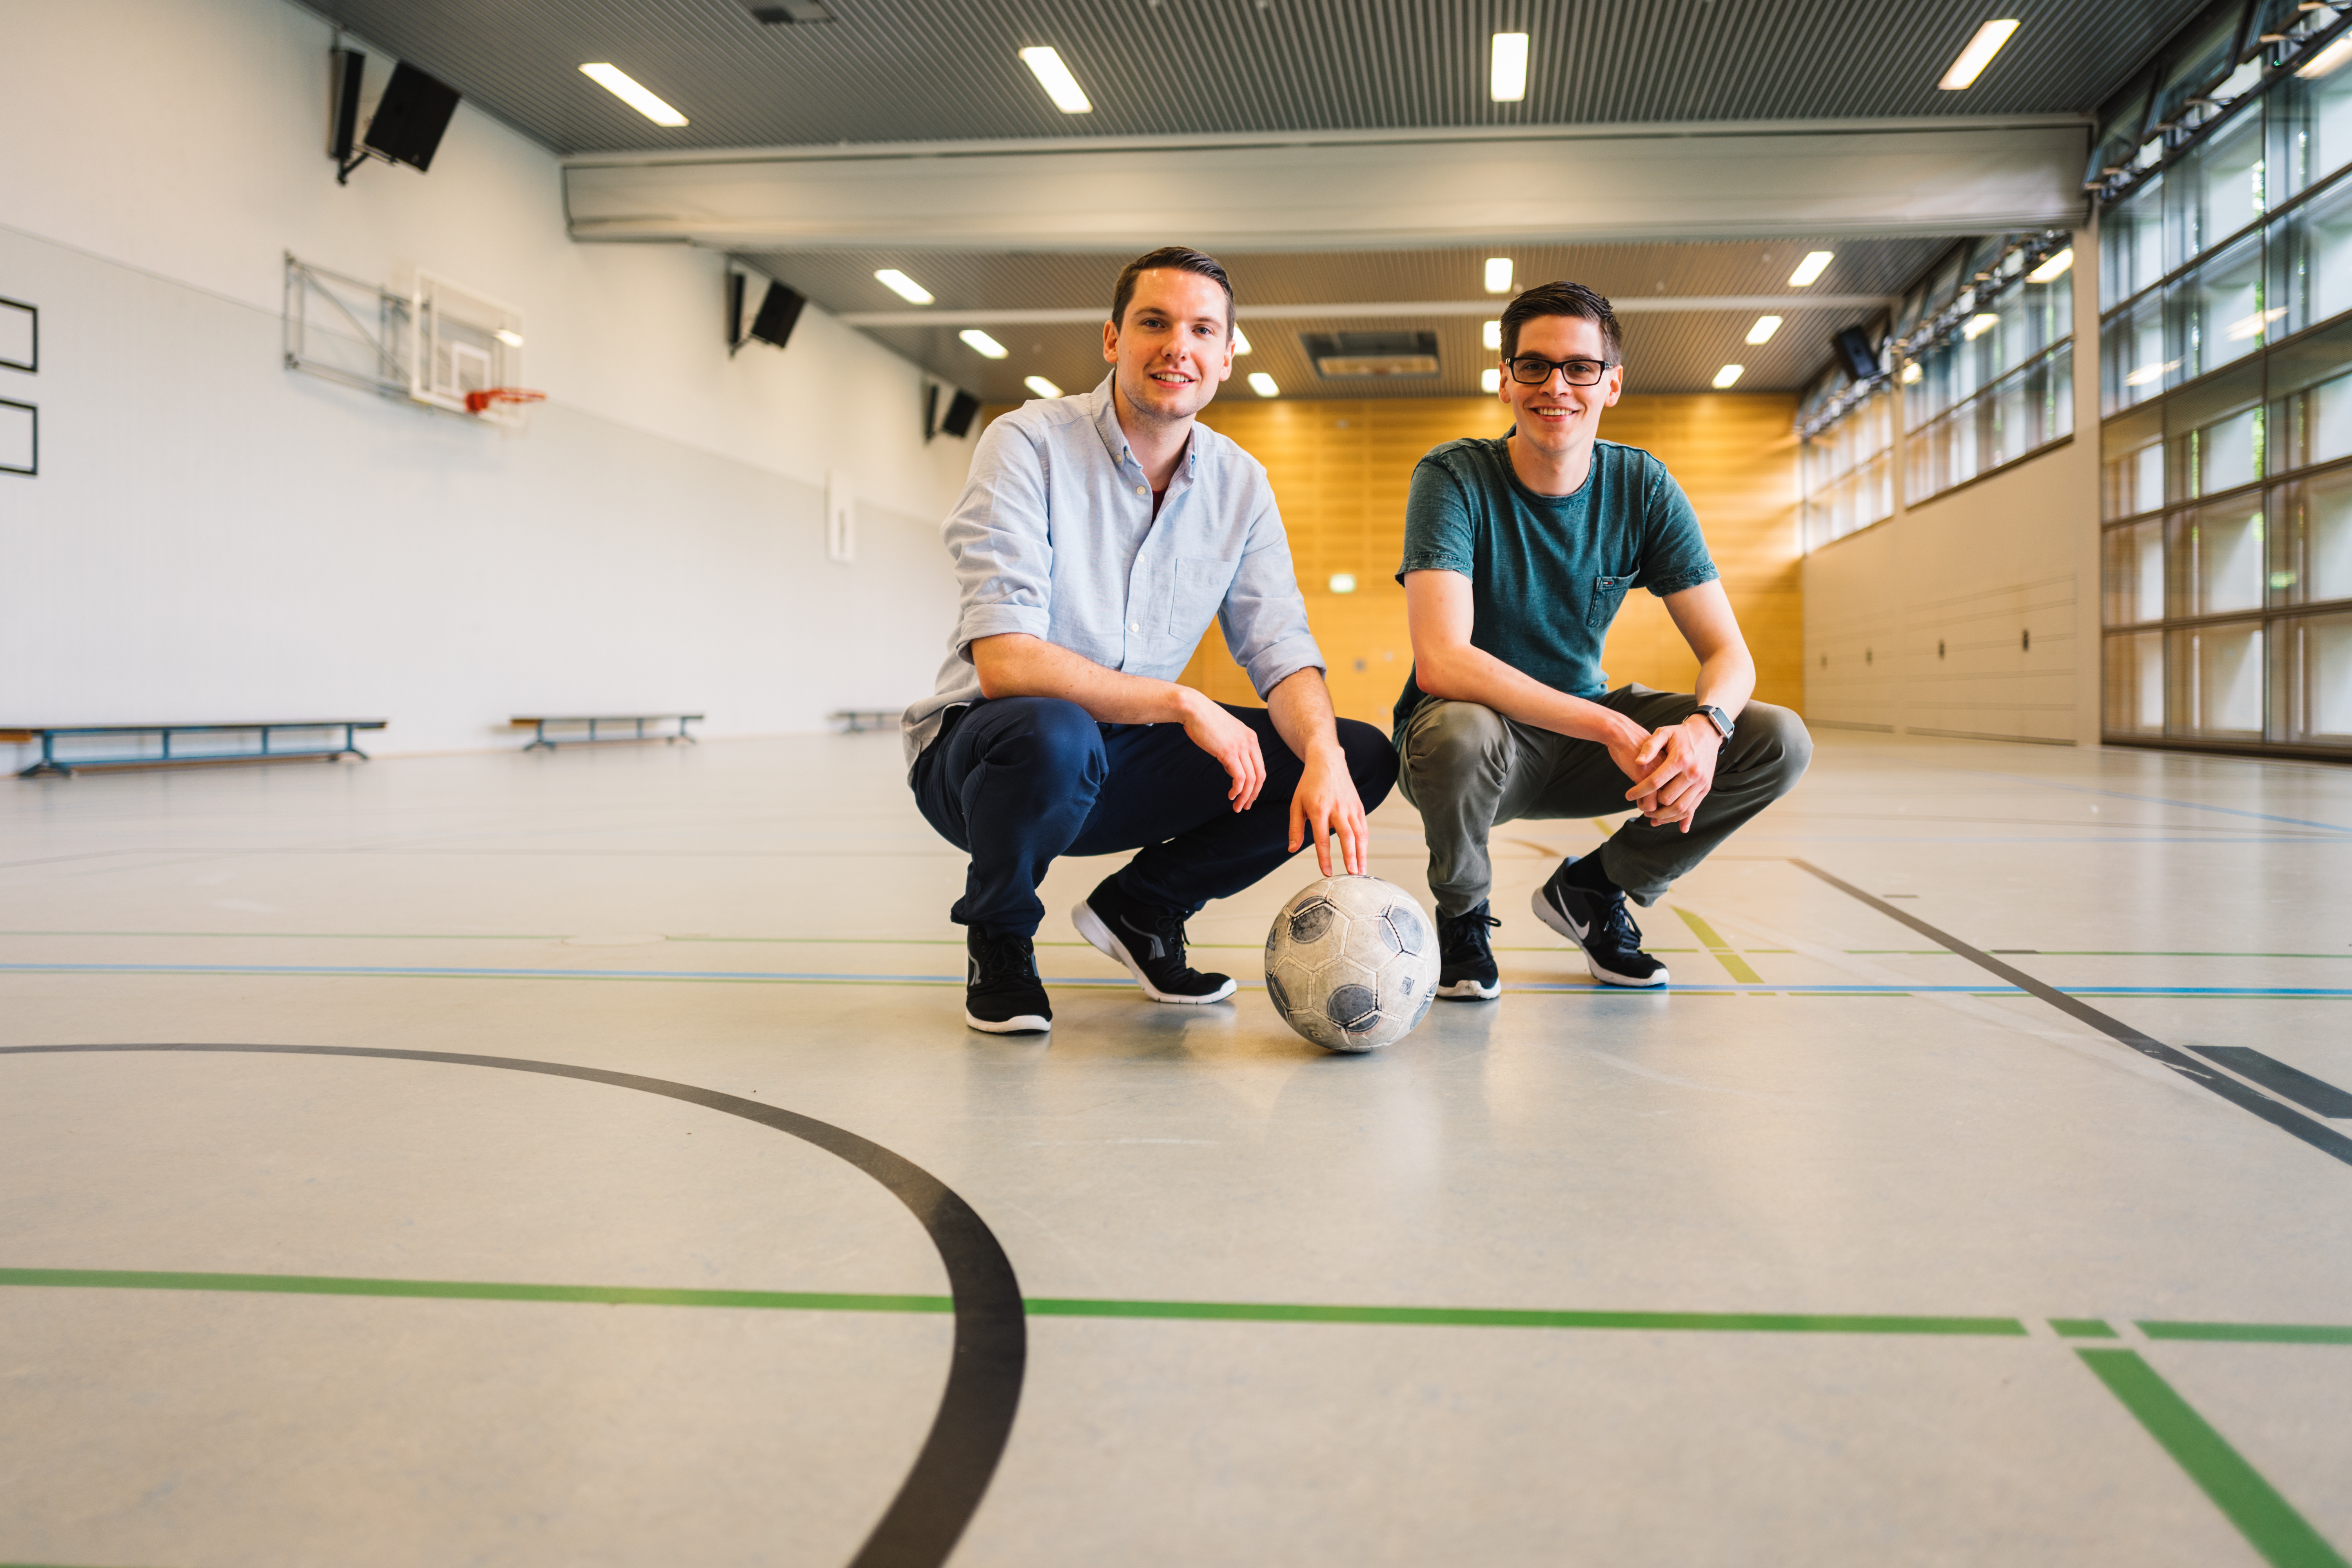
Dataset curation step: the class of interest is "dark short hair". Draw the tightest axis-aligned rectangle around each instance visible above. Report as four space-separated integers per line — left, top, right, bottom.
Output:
1110 246 1235 336
1499 281 1624 364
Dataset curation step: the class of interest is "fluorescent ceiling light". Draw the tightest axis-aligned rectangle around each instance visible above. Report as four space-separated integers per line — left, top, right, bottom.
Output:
1018 47 1092 113
1938 20 2019 90
1233 326 1252 355
1480 367 1502 393
1900 361 1922 383
1962 312 2001 340
492 328 524 347
1329 573 1358 594
1490 33 1529 102
2025 247 2074 284
960 328 1009 359
2225 307 2290 341
579 64 688 126
2123 360 2179 387
1711 363 1744 389
1024 375 1063 398
1248 372 1279 397
1482 319 1502 350
874 269 933 305
1484 257 1514 294
1745 315 1782 345
1788 251 1834 287
2299 36 2352 78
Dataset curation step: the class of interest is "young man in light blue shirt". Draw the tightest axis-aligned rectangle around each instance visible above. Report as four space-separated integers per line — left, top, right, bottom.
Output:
905 247 1398 1034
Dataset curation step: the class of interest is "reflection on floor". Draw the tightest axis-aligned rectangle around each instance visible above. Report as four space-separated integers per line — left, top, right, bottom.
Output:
2 729 2349 1568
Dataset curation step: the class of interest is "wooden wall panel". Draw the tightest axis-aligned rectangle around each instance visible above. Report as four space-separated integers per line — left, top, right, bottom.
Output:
1184 393 1803 727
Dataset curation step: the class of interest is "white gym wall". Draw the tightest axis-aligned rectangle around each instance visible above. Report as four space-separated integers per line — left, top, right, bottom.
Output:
0 0 974 760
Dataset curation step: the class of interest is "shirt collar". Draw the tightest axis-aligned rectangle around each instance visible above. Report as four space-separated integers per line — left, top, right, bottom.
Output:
1086 373 1206 482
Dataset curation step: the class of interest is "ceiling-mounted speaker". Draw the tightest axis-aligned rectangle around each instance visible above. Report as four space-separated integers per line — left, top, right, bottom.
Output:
328 48 366 165
938 390 981 439
1833 325 1879 382
748 283 806 350
364 62 461 172
728 272 747 353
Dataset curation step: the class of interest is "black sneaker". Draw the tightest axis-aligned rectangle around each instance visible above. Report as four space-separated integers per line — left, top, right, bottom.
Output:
965 927 1051 1034
1436 902 1503 1000
1531 860 1670 988
1072 877 1237 1004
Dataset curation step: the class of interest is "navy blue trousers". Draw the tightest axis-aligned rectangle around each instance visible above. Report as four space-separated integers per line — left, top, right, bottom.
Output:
910 697 1399 937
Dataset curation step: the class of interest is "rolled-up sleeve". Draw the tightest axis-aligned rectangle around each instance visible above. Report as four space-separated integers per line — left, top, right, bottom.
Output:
1218 490 1325 698
944 422 1057 657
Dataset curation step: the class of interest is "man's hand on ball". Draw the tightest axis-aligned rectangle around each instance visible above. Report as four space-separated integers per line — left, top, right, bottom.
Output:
1289 745 1370 876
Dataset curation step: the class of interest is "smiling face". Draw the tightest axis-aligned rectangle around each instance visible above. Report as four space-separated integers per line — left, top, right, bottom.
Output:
1499 312 1623 458
1102 268 1235 426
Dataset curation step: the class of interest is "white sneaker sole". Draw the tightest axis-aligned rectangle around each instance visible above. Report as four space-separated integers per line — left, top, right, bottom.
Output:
1436 975 1501 1000
965 1008 1051 1034
1530 884 1671 989
1072 899 1239 1004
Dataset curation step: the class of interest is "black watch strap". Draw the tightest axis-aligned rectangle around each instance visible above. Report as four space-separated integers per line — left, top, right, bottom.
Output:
1693 704 1734 740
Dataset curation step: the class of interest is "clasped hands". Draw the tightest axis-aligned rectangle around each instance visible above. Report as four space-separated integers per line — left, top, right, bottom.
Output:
1606 714 1723 834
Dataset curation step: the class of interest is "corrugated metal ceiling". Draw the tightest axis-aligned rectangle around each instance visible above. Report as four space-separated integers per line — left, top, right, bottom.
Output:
321 0 2196 154
744 236 1955 397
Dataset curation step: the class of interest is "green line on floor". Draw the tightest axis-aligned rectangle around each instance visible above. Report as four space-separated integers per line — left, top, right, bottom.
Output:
1025 1299 2026 1334
0 1268 2023 1335
0 1268 953 1314
2049 1318 2118 1339
1671 907 1765 984
2077 1348 2350 1568
2141 1321 2352 1345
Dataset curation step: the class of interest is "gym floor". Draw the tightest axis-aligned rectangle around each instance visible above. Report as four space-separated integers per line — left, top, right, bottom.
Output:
2 730 2348 1568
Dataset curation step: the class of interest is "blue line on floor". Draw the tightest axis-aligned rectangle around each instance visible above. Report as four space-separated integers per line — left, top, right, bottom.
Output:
4 962 2352 998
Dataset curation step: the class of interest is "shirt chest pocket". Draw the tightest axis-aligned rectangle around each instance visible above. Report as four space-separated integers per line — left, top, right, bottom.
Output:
1166 555 1235 637
1587 573 1636 628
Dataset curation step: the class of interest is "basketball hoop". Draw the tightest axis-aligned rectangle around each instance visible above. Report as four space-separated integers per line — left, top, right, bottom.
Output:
465 387 547 416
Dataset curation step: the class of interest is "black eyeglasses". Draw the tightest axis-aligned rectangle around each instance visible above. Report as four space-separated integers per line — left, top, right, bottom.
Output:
1503 355 1616 387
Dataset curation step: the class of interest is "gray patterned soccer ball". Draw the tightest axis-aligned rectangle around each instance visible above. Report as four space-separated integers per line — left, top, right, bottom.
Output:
1263 875 1443 1052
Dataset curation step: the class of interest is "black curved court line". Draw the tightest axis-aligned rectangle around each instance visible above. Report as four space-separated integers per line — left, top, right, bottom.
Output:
0 1042 1026 1568
1790 861 2352 1171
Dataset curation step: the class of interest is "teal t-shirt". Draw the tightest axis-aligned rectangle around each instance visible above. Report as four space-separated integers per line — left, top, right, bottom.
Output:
1391 436 1717 735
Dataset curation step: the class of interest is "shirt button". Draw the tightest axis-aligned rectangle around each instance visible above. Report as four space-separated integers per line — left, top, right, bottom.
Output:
1134 485 1146 496
1129 622 1141 633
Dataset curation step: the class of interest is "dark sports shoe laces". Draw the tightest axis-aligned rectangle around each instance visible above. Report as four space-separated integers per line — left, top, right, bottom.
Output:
1436 901 1503 1000
1073 877 1238 1004
1531 860 1670 988
965 927 1051 1033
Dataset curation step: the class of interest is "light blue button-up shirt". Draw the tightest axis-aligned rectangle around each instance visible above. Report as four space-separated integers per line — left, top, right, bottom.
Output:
902 375 1325 769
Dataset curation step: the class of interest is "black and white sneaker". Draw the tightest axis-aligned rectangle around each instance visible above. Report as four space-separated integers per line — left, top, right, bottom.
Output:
1072 877 1238 1004
965 927 1052 1033
1531 860 1670 988
1436 902 1503 1000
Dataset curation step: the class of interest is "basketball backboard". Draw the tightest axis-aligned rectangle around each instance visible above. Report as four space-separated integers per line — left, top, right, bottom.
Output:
412 273 524 424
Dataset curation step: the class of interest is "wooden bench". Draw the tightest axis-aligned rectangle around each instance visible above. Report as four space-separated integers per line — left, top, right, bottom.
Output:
3 720 385 779
511 714 701 751
830 709 900 733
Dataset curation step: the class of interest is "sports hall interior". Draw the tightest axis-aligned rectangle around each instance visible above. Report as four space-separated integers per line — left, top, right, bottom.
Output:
4 2 2351 1565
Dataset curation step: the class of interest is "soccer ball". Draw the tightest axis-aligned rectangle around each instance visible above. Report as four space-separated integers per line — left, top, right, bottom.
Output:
1264 875 1443 1052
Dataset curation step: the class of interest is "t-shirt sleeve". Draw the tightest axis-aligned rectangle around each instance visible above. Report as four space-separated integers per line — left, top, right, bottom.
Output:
1396 455 1477 581
1637 457 1719 597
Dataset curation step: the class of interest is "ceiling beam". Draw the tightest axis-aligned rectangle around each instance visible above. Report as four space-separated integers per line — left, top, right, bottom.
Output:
564 118 2087 252
833 296 1897 327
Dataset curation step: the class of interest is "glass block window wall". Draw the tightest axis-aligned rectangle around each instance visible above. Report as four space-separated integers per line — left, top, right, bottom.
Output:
2096 3 2352 756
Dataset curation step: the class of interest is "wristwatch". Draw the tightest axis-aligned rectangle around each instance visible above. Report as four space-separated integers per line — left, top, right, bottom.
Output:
1691 704 1734 741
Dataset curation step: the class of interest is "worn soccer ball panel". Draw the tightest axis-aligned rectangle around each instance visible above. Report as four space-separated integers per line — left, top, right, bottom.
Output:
1265 875 1443 1052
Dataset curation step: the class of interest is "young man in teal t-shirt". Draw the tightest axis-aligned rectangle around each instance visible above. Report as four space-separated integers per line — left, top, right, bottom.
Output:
1395 281 1811 994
